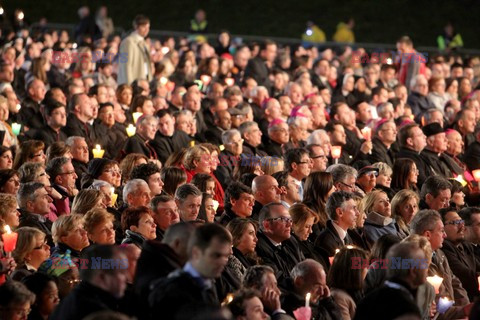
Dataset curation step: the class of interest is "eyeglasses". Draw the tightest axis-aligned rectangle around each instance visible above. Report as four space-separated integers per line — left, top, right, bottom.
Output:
297 159 312 164
268 216 293 224
339 181 355 190
33 241 48 250
311 155 327 159
445 219 465 226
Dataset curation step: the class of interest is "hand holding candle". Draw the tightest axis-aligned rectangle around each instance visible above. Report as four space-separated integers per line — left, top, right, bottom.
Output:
2 225 18 255
427 275 443 294
92 144 105 158
331 146 341 164
110 187 118 207
361 127 372 140
437 297 454 314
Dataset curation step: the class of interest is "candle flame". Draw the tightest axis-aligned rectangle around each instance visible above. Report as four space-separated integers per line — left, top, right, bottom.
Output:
95 144 101 150
4 225 11 234
306 292 311 300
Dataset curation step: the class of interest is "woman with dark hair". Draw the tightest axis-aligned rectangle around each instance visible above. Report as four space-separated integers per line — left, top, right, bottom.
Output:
458 76 472 100
119 153 148 184
364 234 401 294
160 167 187 197
22 273 60 320
289 203 326 267
352 76 370 102
191 173 216 196
46 142 72 164
116 84 133 112
331 73 357 107
391 158 419 193
0 146 13 169
215 30 232 56
445 77 458 101
13 140 46 170
198 193 216 223
302 172 336 237
226 218 259 271
121 206 157 248
130 95 155 116
0 169 20 195
328 246 369 320
449 178 466 210
80 158 121 189
169 54 196 87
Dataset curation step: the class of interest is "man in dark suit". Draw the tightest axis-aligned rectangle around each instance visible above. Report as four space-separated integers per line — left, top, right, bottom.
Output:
255 202 304 283
19 78 46 130
151 109 191 164
149 223 232 319
440 207 480 300
354 242 425 320
244 40 277 91
315 191 357 259
26 99 67 149
367 119 396 167
62 93 96 147
122 115 158 160
204 109 231 147
239 121 268 158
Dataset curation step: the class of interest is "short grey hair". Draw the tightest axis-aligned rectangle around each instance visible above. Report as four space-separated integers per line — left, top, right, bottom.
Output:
18 162 44 183
326 164 358 184
410 209 441 235
90 180 112 190
291 259 324 279
306 129 328 145
123 179 149 201
222 129 241 145
238 121 258 137
65 136 85 147
46 157 71 181
287 116 308 128
174 183 202 203
18 182 45 209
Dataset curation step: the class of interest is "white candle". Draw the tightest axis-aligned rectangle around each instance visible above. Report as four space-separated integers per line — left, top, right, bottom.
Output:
92 144 105 158
426 275 443 294
305 292 311 308
126 124 136 137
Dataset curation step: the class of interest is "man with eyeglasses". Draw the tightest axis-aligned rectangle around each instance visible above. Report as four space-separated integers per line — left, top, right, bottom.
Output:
410 209 472 319
440 207 480 300
284 148 313 201
315 191 357 260
306 143 328 172
46 157 78 216
355 165 378 195
327 164 358 193
459 207 480 256
255 202 304 283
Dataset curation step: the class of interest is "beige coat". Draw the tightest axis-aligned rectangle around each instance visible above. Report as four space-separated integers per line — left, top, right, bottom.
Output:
117 31 152 85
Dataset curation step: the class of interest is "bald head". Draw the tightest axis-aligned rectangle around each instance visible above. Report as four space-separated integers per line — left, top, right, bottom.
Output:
252 175 282 204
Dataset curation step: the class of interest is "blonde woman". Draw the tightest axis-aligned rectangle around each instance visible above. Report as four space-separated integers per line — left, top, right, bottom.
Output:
0 96 17 148
362 189 399 243
71 189 105 215
391 189 420 239
260 156 284 176
0 193 20 229
51 214 90 258
12 227 50 280
83 208 116 245
183 145 211 182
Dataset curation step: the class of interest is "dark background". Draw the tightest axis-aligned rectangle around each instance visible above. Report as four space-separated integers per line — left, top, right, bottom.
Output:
6 0 480 48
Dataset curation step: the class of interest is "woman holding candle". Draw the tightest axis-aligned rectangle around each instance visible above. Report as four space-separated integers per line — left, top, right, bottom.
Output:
11 227 50 281
0 146 13 169
83 208 116 245
328 246 369 320
391 189 420 239
362 190 400 243
121 206 157 248
0 193 20 229
13 140 46 170
0 169 20 195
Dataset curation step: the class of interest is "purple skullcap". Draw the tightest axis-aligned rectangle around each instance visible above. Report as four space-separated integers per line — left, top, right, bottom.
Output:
262 97 274 109
268 118 285 128
374 118 390 132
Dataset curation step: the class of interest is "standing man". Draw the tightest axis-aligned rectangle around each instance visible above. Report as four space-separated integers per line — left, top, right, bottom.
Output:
118 15 152 85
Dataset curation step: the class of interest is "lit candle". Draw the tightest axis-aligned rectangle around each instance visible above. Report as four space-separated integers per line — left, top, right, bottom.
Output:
15 104 21 112
92 144 105 158
212 200 219 211
2 225 18 254
132 112 143 124
305 292 311 308
111 193 118 207
161 47 170 55
225 78 235 87
11 123 21 136
473 169 480 182
200 75 212 86
328 256 334 265
331 146 342 164
219 145 225 151
126 124 136 137
454 175 467 187
437 297 454 314
361 127 371 140
426 275 443 294
160 77 168 86
190 140 195 147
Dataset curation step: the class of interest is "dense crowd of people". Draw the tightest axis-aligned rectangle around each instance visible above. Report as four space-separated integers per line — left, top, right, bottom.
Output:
2 7 480 320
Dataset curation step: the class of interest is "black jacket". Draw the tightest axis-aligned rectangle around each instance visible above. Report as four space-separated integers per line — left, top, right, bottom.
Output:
18 97 44 130
263 138 284 157
315 220 353 260
214 149 237 189
255 231 304 284
121 230 146 249
464 141 480 171
72 159 88 190
122 134 157 159
367 137 395 167
50 281 122 320
203 126 224 147
19 210 53 246
62 114 95 147
395 146 433 187
150 130 191 164
420 149 452 178
149 269 221 320
244 56 272 91
26 125 67 149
